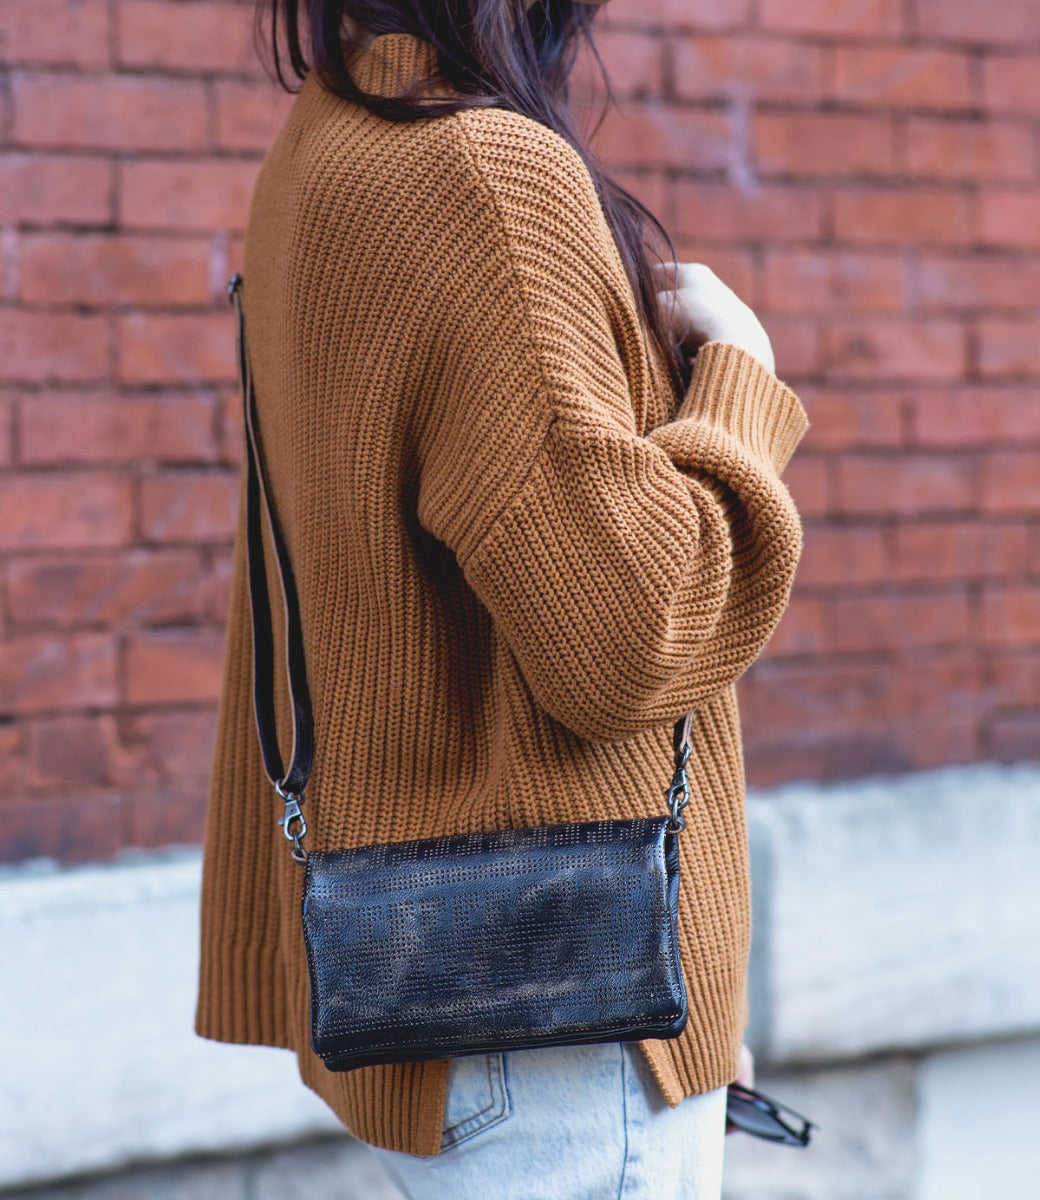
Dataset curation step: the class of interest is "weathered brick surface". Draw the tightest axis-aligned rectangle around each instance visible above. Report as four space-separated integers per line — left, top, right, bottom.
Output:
0 0 1037 864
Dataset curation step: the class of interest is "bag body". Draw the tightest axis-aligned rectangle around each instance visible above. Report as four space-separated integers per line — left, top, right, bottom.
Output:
303 816 687 1070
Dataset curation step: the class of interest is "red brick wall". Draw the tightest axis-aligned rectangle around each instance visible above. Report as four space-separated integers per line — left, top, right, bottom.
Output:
1 0 1037 865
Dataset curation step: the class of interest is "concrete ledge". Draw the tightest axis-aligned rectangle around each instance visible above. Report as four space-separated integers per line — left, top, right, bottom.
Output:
2 761 1038 1191
745 761 1040 1062
0 849 344 1192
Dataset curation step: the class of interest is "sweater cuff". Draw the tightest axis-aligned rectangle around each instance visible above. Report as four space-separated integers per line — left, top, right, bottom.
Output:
670 341 810 476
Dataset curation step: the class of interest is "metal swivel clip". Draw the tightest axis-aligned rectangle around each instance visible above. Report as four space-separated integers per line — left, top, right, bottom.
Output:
276 781 309 864
665 743 691 832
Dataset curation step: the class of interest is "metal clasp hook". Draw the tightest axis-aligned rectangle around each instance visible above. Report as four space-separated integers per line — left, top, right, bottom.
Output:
665 742 691 831
275 780 308 864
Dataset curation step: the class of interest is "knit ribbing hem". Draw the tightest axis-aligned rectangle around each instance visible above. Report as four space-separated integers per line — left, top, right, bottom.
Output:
676 341 811 476
638 1002 742 1109
297 1050 452 1158
193 937 291 1050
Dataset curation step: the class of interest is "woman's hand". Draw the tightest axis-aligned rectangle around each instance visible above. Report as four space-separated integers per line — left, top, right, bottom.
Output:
654 261 776 376
725 1041 755 1136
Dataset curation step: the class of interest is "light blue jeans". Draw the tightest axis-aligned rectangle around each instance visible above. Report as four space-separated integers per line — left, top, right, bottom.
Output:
366 1040 728 1199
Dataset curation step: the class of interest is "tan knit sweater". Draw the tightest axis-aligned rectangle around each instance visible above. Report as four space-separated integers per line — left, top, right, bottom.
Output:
194 30 810 1158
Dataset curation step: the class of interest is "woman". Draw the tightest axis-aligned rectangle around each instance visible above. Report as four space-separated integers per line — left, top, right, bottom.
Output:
194 1 810 1196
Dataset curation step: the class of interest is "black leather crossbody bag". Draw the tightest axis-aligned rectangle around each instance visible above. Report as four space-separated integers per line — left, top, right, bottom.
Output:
227 272 694 1071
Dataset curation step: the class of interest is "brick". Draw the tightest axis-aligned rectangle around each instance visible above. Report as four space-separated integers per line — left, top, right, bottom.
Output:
28 713 116 787
227 233 246 277
827 45 974 109
980 584 1040 646
890 519 1031 583
826 589 973 653
6 549 205 629
112 709 217 787
753 111 895 177
832 187 973 246
200 545 235 620
822 318 966 380
757 0 903 38
124 787 210 851
218 384 245 465
1 228 17 305
213 79 301 152
742 649 981 730
0 310 110 384
898 117 1035 183
0 154 112 226
119 159 259 233
912 254 1040 313
766 314 820 378
911 387 1040 446
835 454 978 516
0 393 13 466
613 0 754 31
989 712 1040 763
139 469 239 542
672 181 824 243
592 103 736 171
12 73 208 152
780 455 830 518
977 190 1040 249
762 249 904 314
117 312 234 386
19 232 213 307
0 633 118 713
796 386 905 449
19 390 218 465
913 0 1040 46
795 522 889 588
759 592 829 656
745 714 983 786
977 318 1040 378
117 0 260 74
571 31 664 103
981 53 1040 114
123 627 226 705
610 169 669 229
0 472 133 550
0 793 123 867
671 35 825 104
0 720 27 779
979 451 1040 513
0 0 111 68
981 650 1040 707
886 718 985 772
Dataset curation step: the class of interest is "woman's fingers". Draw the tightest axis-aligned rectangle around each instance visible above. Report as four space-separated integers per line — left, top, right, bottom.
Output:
737 1042 755 1089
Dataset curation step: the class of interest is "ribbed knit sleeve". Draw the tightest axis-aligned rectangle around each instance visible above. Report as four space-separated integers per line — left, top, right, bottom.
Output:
414 109 810 743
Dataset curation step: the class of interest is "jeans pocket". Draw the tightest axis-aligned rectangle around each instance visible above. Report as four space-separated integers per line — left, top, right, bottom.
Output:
439 1051 511 1153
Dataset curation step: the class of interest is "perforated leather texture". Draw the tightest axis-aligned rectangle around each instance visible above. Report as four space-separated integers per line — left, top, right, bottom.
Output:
302 815 688 1070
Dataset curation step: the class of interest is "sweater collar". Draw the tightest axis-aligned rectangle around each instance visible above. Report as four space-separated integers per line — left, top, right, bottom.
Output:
344 31 458 99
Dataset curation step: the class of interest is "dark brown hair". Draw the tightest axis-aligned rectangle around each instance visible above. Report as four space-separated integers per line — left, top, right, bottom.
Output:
254 0 690 401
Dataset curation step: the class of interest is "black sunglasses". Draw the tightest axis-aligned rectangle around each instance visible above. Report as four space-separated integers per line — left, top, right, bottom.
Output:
725 1082 819 1147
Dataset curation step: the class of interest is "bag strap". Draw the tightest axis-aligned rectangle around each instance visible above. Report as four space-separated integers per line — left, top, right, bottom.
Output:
226 271 693 864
